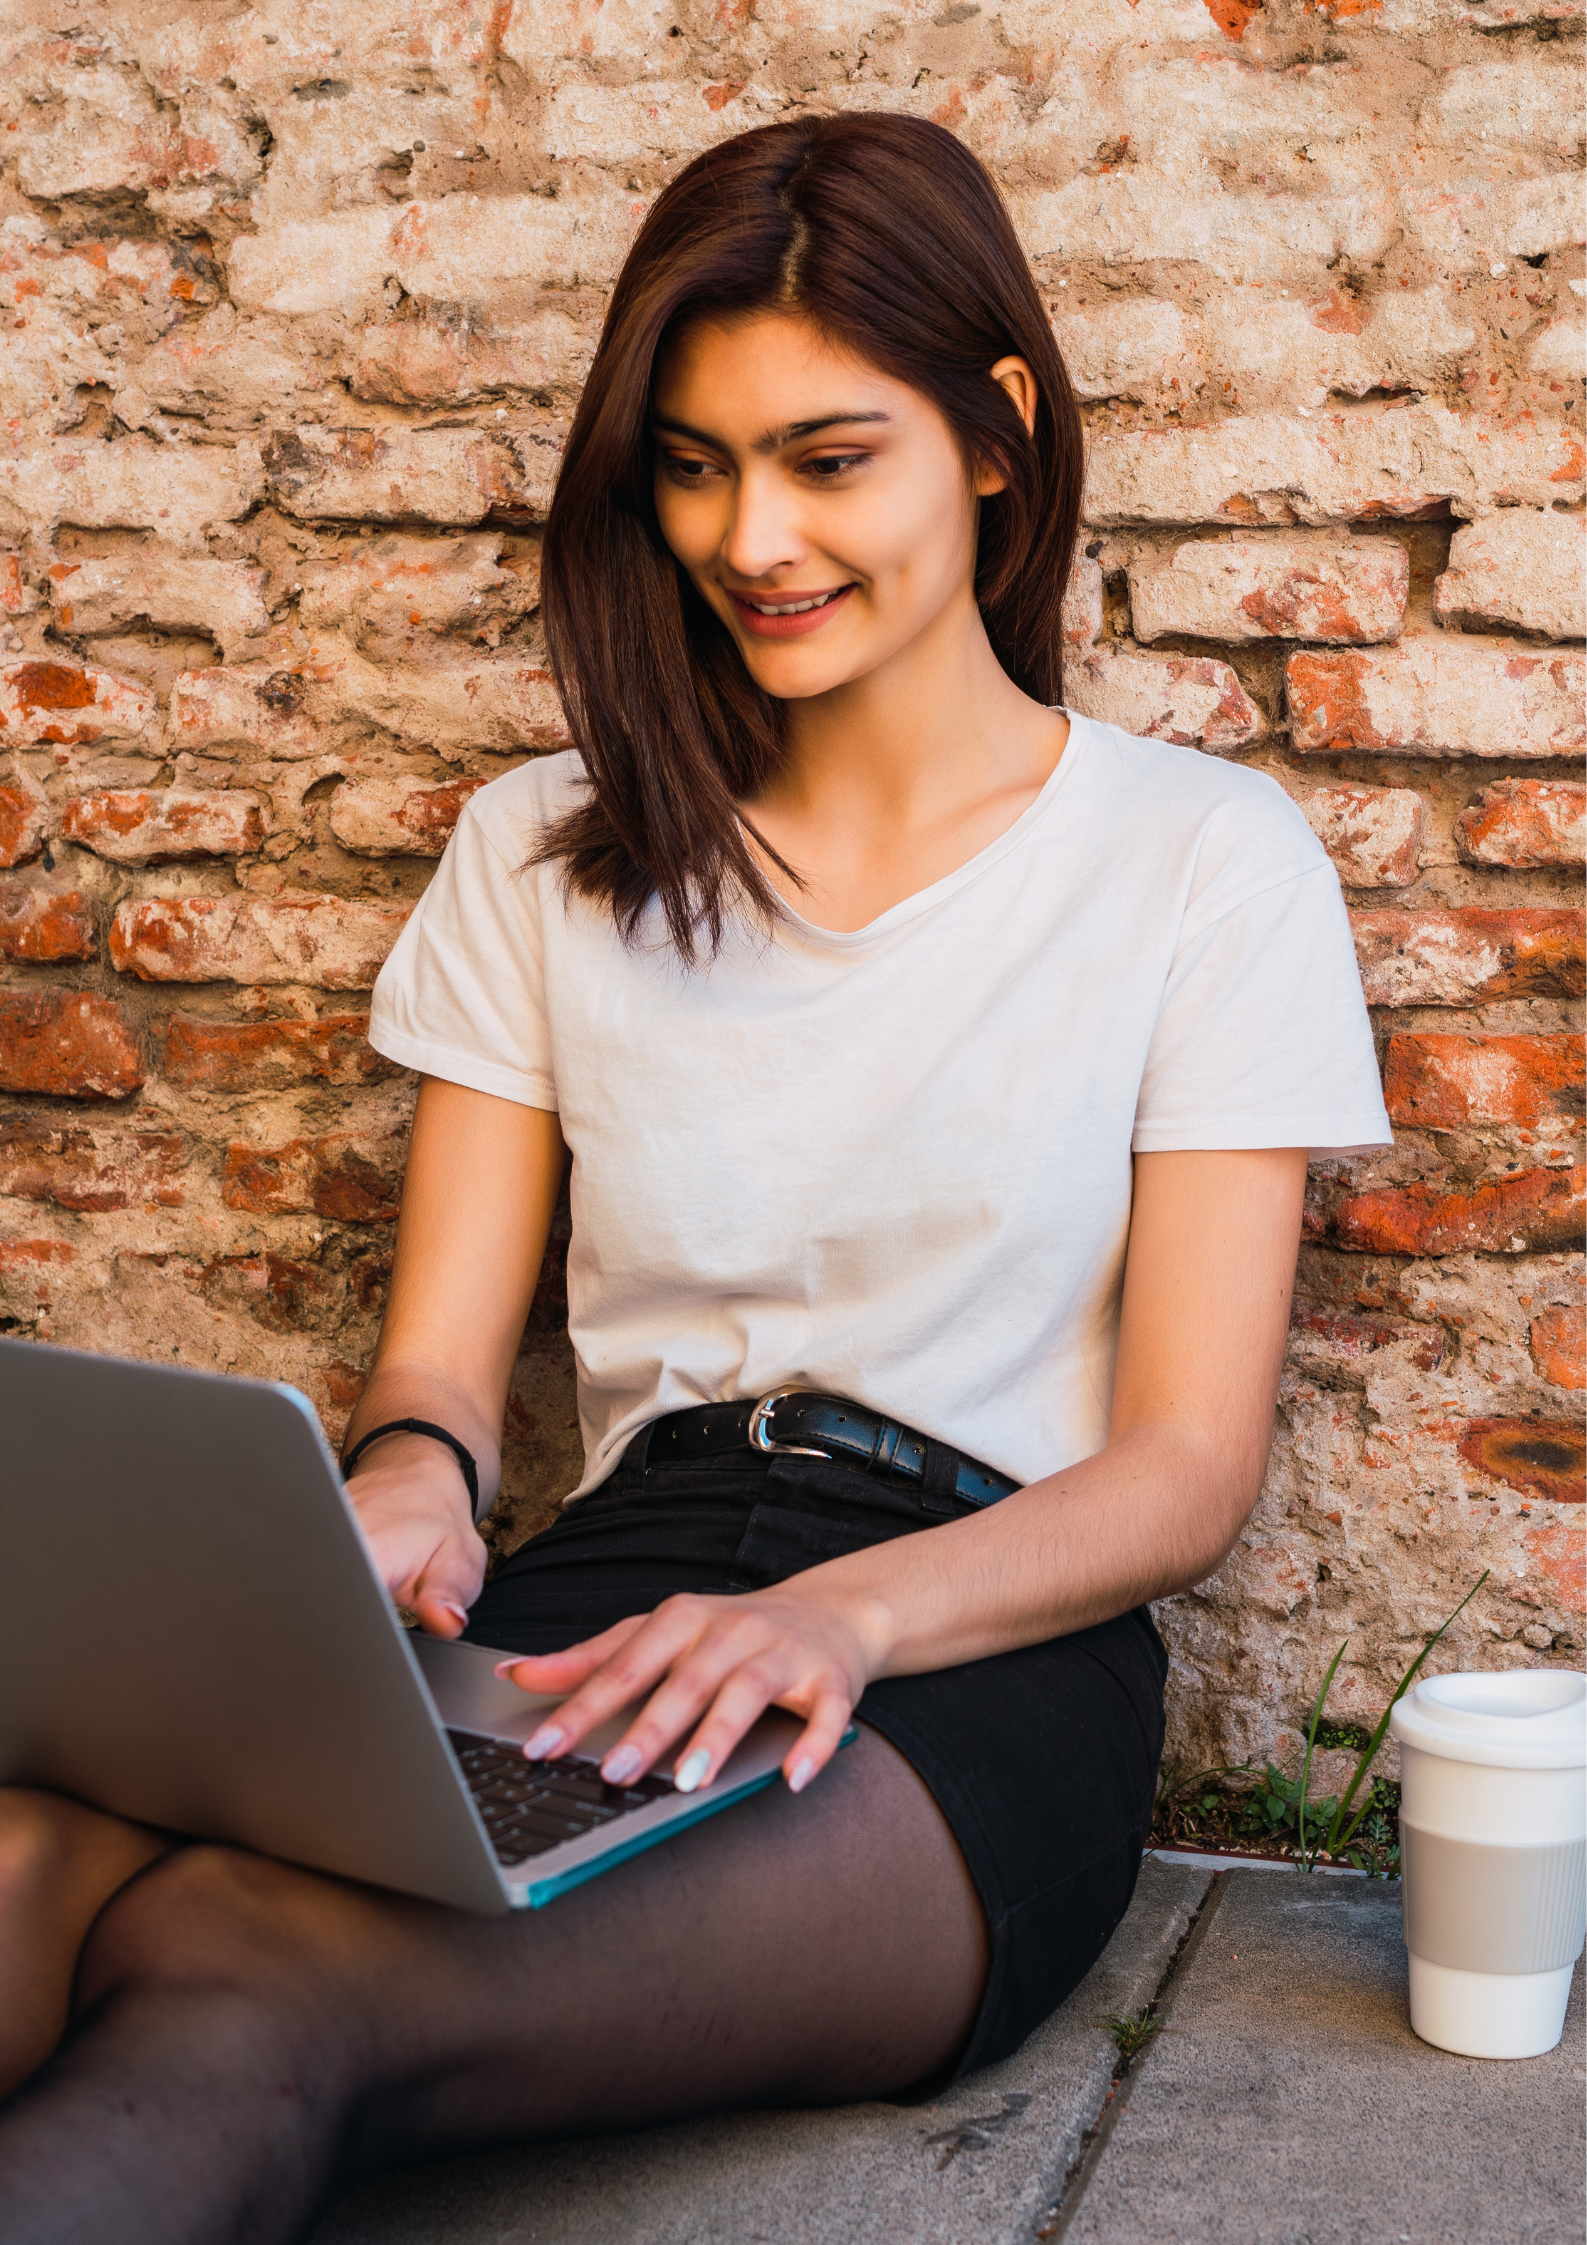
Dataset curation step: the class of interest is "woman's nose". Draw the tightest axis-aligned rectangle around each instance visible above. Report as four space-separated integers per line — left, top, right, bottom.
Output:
720 467 807 584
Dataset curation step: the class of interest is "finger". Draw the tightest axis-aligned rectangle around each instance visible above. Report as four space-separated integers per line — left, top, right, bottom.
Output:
780 1687 855 1794
408 1538 485 1638
598 1632 797 1786
508 1611 702 1760
413 1588 470 1639
493 1614 646 1694
664 1661 790 1794
529 1601 780 1775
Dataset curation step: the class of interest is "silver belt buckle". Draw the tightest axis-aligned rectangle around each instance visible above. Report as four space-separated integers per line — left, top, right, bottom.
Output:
747 1386 831 1460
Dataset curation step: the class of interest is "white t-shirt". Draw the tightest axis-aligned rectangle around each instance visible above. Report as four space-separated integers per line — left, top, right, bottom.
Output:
369 714 1392 1501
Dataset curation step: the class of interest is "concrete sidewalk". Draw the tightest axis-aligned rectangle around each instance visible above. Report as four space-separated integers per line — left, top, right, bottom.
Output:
1061 1870 1586 2245
313 1865 1585 2245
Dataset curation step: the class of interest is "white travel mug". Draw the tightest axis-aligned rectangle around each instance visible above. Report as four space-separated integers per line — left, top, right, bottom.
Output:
1390 1669 1586 2059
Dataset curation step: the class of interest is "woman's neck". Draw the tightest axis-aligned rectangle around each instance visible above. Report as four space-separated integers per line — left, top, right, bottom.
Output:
742 588 1069 933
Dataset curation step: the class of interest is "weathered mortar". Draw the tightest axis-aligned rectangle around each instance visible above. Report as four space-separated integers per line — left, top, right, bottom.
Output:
0 0 1581 1781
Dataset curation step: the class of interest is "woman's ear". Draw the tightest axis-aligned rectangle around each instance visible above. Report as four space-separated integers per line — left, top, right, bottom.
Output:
974 355 1039 496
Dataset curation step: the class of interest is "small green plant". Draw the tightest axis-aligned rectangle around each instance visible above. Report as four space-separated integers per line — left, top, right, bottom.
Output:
1293 1570 1489 1873
1153 1758 1251 1826
1095 2009 1162 2062
1248 1760 1338 1842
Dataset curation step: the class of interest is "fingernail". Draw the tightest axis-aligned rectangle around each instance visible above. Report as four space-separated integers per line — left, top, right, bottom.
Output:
787 1756 816 1795
674 1748 712 1794
441 1601 470 1627
601 1745 642 1785
524 1725 564 1760
493 1658 520 1678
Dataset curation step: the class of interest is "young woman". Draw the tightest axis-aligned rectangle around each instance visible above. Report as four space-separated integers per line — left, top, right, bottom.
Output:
0 114 1390 2242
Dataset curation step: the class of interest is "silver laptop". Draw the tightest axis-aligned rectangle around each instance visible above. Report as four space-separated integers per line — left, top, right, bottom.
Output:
0 1337 802 1913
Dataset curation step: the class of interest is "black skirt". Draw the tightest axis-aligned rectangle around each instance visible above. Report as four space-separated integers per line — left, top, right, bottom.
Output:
464 1434 1167 2082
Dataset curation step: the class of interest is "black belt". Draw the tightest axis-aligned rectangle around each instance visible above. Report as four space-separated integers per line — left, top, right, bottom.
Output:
641 1387 1020 1512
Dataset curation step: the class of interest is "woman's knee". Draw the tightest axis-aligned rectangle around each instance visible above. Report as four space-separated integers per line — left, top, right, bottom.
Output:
0 1792 74 1919
77 1843 339 2007
0 1786 172 1928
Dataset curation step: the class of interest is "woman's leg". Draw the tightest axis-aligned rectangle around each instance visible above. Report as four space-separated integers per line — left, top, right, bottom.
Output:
0 1789 173 2099
0 1727 987 2245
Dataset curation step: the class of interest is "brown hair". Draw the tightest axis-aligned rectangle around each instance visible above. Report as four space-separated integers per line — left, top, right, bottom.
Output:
538 112 1082 959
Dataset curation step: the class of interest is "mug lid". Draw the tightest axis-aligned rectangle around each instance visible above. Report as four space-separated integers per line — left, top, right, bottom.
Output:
1390 1669 1587 1769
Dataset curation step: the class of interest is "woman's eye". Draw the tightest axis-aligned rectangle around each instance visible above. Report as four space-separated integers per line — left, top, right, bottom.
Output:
802 453 866 481
662 455 719 483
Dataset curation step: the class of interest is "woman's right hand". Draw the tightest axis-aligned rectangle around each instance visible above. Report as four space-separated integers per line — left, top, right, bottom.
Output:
345 1434 487 1639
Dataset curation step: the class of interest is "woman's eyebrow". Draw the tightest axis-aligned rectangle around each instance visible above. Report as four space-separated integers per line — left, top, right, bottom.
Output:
651 410 893 452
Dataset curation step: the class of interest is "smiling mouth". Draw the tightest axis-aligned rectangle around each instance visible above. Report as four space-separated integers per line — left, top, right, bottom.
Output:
726 584 857 637
738 587 850 616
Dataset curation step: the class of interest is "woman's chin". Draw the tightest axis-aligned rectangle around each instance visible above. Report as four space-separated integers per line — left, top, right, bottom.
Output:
737 644 871 701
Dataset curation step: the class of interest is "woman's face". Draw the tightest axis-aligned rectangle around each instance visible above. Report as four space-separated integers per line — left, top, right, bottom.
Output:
651 310 1008 703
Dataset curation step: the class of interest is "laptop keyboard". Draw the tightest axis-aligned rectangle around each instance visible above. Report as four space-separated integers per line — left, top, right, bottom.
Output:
447 1730 677 1868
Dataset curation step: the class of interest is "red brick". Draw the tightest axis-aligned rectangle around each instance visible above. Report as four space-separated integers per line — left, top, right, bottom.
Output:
221 1130 405 1223
165 661 333 759
0 886 94 962
1309 1164 1584 1256
1288 1308 1447 1371
0 1238 74 1317
226 192 634 321
163 1014 398 1093
1351 909 1585 1008
0 659 157 748
1065 647 1264 748
349 314 591 406
61 789 267 865
1060 554 1104 648
2 434 264 548
168 652 567 760
1130 535 1407 645
1288 643 1584 760
315 1360 370 1421
296 534 539 651
110 894 411 990
349 1250 393 1316
0 784 48 868
1383 1034 1583 1134
0 1118 185 1211
0 991 143 1099
1435 510 1584 643
1523 1521 1587 1617
263 426 543 526
1080 408 1583 530
13 65 260 204
199 1252 340 1334
0 1239 74 1274
1456 780 1585 871
1456 1419 1584 1507
1300 786 1422 889
47 552 269 664
329 775 487 857
1531 1306 1586 1393
0 555 28 614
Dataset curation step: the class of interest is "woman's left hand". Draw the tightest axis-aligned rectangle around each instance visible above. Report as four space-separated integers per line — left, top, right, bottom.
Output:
492 1578 887 1796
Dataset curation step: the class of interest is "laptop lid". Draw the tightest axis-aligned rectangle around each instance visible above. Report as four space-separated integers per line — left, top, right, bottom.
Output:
0 1337 509 1913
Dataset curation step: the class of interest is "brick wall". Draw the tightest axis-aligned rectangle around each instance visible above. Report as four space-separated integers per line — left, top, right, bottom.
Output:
1 0 1581 1776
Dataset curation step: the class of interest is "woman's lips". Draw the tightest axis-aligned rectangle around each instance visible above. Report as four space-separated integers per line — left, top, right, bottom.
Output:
726 584 856 639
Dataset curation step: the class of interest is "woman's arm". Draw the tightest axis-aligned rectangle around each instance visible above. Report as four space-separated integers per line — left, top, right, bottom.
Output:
499 1147 1308 1793
866 1141 1311 1666
341 1077 567 1638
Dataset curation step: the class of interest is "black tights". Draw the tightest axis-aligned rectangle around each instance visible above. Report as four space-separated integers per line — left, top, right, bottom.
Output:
0 1728 987 2245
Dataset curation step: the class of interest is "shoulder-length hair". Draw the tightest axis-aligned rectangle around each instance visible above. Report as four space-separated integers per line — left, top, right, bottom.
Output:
538 111 1082 959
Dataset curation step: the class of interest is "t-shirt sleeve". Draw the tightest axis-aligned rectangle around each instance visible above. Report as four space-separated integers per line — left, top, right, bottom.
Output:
1132 857 1391 1156
367 793 557 1110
